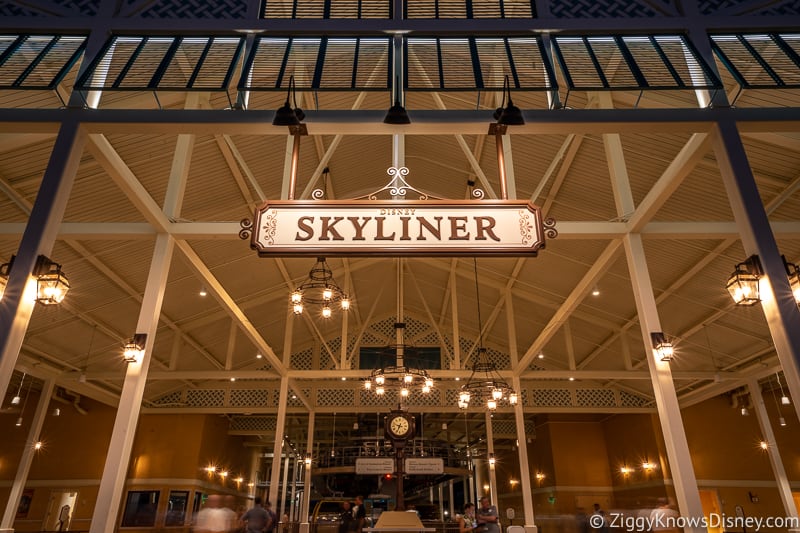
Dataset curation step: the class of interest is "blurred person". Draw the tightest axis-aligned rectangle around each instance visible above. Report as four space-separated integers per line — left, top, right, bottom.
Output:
476 497 500 533
196 495 232 533
592 503 609 533
457 503 478 533
575 507 590 533
242 497 270 533
650 498 679 532
339 501 354 533
352 496 366 533
264 501 278 533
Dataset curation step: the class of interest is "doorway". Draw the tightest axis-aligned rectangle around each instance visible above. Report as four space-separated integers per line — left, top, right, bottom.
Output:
699 489 722 533
43 490 77 531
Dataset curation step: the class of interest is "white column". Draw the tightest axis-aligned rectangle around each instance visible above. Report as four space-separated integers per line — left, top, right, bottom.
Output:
484 412 497 505
0 120 86 402
448 479 455 519
270 377 290 504
279 448 291 521
89 233 175 533
747 379 799 525
623 233 705 532
299 412 315 533
289 459 299 521
0 379 55 532
512 377 536 533
712 120 800 424
249 449 261 499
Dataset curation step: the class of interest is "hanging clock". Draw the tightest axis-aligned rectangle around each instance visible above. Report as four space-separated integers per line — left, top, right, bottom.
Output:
385 410 416 441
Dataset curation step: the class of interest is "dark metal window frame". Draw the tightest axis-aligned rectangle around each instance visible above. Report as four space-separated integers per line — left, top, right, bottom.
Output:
0 34 87 92
552 33 722 107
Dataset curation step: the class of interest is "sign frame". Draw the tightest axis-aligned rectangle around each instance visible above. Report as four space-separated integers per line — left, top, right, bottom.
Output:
245 199 554 257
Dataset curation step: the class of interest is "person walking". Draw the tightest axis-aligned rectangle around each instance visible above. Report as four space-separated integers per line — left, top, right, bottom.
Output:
242 497 270 533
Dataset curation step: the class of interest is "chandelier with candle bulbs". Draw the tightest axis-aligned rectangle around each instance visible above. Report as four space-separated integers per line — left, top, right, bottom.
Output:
457 259 519 410
290 257 350 318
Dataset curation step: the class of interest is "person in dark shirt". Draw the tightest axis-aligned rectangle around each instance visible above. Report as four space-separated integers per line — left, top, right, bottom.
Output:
339 501 354 533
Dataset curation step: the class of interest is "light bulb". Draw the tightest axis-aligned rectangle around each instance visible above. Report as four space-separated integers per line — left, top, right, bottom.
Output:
321 305 332 318
425 378 434 388
364 380 372 390
15 417 22 426
341 298 350 310
199 287 207 297
780 417 787 426
376 386 385 395
293 302 303 314
422 385 430 393
400 387 409 397
404 373 413 383
375 375 385 385
322 287 333 301
291 290 302 304
760 441 768 450
459 391 470 404
492 388 503 400
11 395 20 405
34 441 43 450
509 392 518 405
487 399 497 410
781 395 791 405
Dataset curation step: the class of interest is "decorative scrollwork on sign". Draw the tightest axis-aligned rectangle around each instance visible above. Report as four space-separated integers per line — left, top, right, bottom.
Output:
355 166 438 200
260 210 278 245
544 217 558 239
471 188 485 199
518 210 534 245
311 188 325 200
239 218 253 240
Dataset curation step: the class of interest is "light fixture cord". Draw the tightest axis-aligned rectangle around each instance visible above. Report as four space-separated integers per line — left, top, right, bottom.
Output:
704 325 717 371
777 371 787 397
15 372 25 397
770 376 781 411
84 324 97 372
473 258 485 358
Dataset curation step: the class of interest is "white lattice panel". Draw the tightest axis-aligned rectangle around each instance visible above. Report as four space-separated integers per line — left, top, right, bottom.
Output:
576 388 616 407
492 419 516 434
186 389 225 407
619 389 651 407
230 416 277 431
320 347 334 370
485 347 510 367
292 348 313 370
372 317 398 338
405 389 441 406
360 332 387 346
329 337 342 353
153 390 183 405
404 316 429 339
230 389 270 407
289 389 310 407
359 390 395 407
415 331 440 346
532 389 572 407
317 388 355 406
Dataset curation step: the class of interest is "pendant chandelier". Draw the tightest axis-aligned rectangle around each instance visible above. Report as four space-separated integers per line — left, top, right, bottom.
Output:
457 259 518 410
363 259 434 400
290 257 350 318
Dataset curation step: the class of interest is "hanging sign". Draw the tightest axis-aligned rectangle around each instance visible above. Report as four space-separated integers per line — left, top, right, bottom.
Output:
355 457 395 474
244 200 551 257
405 457 444 474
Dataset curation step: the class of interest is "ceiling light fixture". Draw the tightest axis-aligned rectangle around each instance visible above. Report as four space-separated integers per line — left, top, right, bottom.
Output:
782 255 800 304
727 255 762 306
272 75 305 127
650 332 674 362
34 254 70 305
383 75 410 125
0 256 12 300
364 324 435 399
123 333 147 364
290 257 350 318
776 372 790 405
492 75 525 126
458 259 518 410
11 372 24 405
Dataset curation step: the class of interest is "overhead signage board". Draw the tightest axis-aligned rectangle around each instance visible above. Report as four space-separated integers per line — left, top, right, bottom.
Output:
355 457 394 475
247 200 549 257
405 458 444 475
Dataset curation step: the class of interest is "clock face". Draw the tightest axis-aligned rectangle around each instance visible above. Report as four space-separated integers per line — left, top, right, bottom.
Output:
390 415 410 437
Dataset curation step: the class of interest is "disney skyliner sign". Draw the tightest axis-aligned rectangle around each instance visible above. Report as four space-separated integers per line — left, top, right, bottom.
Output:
241 167 557 256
